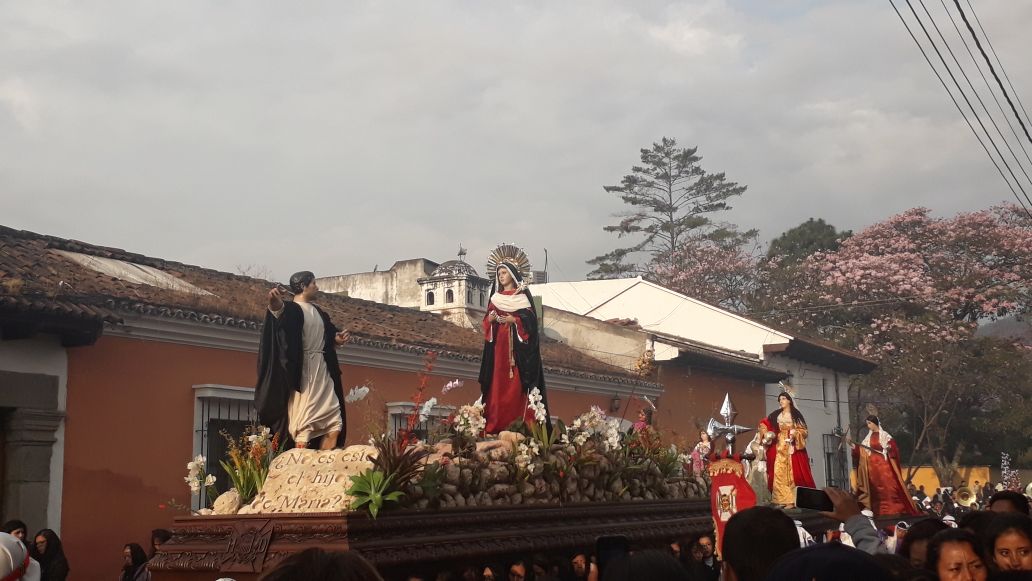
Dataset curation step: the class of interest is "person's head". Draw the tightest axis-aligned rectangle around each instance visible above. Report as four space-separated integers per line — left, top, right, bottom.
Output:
865 415 880 432
257 548 383 581
770 393 806 427
934 500 945 511
957 511 998 539
150 528 172 558
31 530 62 561
570 554 587 577
530 554 550 578
496 263 523 292
764 542 892 580
696 533 714 559
899 518 950 568
508 559 526 581
722 506 799 581
0 521 27 543
926 529 987 581
0 532 38 581
288 271 318 299
482 564 502 581
599 550 689 581
122 543 147 570
989 491 1031 516
985 513 1032 572
920 485 926 492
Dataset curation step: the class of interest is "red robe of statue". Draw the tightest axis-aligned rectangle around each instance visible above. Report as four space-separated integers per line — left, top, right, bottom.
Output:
760 417 816 505
853 431 921 516
481 290 535 433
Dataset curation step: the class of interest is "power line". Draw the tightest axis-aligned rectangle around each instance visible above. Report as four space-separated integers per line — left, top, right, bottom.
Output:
917 0 1032 191
963 0 1032 130
887 0 1032 218
903 0 1032 209
951 0 1032 148
937 0 1032 168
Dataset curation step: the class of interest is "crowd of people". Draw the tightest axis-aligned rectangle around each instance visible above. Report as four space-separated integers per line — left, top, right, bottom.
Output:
0 522 172 581
0 487 1027 580
247 485 1032 580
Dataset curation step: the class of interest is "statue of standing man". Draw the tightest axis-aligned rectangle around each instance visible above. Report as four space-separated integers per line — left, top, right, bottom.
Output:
255 271 348 450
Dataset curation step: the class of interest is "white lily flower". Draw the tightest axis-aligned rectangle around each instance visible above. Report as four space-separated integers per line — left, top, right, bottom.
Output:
345 385 370 403
204 474 216 487
419 397 437 423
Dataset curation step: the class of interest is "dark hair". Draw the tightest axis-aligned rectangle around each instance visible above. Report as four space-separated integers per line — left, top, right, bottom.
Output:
989 491 1031 515
121 543 149 581
150 528 172 558
30 529 69 572
289 271 316 294
257 548 383 581
768 392 806 429
957 511 999 538
0 520 27 535
898 518 949 561
868 553 929 580
984 513 1032 561
925 529 986 574
764 542 892 580
600 550 689 581
865 415 880 426
722 506 800 581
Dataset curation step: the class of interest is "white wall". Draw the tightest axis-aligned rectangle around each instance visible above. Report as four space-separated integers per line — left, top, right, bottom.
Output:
0 336 68 533
764 354 851 488
540 306 646 371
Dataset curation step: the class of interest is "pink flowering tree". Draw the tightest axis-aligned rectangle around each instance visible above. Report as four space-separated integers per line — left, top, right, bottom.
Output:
652 233 762 311
760 204 1032 482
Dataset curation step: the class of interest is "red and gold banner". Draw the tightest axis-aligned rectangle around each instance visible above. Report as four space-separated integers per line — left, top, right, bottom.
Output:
707 452 757 558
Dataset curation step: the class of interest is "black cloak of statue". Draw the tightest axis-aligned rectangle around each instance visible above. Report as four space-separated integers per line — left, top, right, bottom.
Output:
477 263 551 430
255 301 345 448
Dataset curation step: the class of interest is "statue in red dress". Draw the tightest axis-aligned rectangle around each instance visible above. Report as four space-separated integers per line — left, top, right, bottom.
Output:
477 246 550 434
852 415 921 516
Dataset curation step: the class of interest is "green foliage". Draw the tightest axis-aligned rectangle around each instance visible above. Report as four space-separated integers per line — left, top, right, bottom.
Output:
219 426 279 505
767 218 851 263
588 136 752 279
369 433 430 495
347 469 404 518
417 462 446 506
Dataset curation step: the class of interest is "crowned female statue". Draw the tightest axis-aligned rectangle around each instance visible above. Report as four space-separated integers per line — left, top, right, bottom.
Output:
758 390 816 507
477 244 551 434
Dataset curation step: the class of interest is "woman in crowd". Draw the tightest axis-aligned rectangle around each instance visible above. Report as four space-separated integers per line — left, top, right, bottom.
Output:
0 521 28 543
29 529 68 581
925 529 988 581
120 543 149 581
984 513 1032 573
758 391 815 507
899 518 950 569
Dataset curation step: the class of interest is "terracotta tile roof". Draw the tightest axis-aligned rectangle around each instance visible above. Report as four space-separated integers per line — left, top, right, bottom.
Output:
0 226 646 383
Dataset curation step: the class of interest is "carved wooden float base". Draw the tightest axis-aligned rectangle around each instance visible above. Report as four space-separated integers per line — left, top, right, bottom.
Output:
151 500 715 580
149 501 913 580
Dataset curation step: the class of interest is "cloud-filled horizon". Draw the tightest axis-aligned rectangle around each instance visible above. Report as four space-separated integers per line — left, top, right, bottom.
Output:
2 0 1030 283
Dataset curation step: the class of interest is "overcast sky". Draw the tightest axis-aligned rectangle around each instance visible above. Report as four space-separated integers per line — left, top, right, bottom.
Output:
2 0 1030 282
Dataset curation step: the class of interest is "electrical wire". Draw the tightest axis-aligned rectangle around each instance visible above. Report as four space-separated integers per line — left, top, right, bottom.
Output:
937 0 1032 168
903 0 1032 209
952 0 1032 148
963 0 1032 130
917 0 1032 191
887 0 1032 218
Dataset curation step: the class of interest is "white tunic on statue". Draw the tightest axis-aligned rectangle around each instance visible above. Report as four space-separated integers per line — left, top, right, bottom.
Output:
286 301 343 445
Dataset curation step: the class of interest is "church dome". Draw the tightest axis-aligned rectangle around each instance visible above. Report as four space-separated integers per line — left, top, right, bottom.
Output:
431 260 479 278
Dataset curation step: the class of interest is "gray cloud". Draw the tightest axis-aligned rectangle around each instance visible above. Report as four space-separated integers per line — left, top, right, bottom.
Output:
1 0 1029 282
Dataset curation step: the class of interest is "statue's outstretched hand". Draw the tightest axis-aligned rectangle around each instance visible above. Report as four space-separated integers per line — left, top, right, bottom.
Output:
335 329 351 345
268 287 284 311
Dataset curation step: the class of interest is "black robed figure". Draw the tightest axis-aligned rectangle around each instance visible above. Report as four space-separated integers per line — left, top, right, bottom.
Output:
255 271 348 450
477 250 551 434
